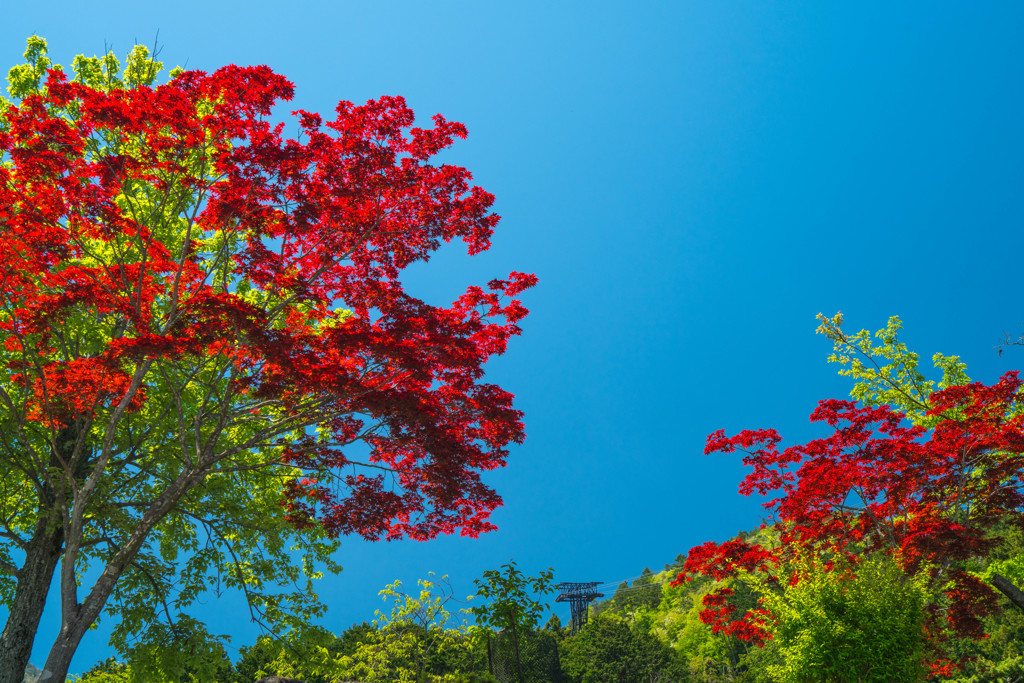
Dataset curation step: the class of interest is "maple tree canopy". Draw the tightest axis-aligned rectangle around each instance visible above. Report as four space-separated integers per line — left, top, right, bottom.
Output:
0 37 535 682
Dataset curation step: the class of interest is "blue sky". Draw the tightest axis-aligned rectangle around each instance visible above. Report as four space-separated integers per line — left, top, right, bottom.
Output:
3 1 1024 673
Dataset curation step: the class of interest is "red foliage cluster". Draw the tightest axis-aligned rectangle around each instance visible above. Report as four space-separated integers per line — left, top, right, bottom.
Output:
0 63 535 541
674 374 1024 666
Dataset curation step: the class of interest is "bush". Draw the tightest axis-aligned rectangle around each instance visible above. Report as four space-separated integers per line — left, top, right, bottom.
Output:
759 554 929 682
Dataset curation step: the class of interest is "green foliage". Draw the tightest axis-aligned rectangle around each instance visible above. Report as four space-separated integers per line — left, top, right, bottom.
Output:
559 612 683 683
225 626 344 683
73 624 234 683
2 36 168 114
976 523 1024 591
228 635 289 683
816 312 970 427
73 312 1024 682
544 614 563 632
589 559 752 678
78 535 1024 682
484 627 565 683
73 658 131 683
639 529 775 679
470 561 554 683
5 35 56 100
471 561 555 634
757 554 929 683
114 616 233 683
332 621 377 659
945 607 1024 682
334 575 481 683
592 568 662 619
518 629 564 683
669 583 755 680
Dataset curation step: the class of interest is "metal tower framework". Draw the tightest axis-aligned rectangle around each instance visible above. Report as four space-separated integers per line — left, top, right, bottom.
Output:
555 582 604 634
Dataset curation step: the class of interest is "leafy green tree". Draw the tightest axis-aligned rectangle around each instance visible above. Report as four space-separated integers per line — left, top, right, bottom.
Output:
487 628 564 683
664 555 686 573
559 612 682 683
331 621 377 659
73 624 234 683
218 623 387 683
116 617 235 683
944 608 1024 682
470 561 554 683
72 658 130 683
815 312 970 427
334 575 482 683
756 553 929 682
229 629 342 682
228 636 288 683
643 532 771 678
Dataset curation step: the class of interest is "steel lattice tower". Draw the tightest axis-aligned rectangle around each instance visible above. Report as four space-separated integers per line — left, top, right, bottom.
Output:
555 582 604 634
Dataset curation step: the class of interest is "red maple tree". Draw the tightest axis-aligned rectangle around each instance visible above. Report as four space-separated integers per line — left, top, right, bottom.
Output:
0 44 534 681
674 373 1024 673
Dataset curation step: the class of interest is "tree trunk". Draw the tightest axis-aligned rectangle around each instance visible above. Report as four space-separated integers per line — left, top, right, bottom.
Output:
510 606 524 683
991 573 1024 611
0 425 92 683
40 468 200 682
487 632 493 676
0 514 63 683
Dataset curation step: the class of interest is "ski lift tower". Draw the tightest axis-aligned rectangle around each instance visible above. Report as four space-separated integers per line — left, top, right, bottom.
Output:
555 582 604 634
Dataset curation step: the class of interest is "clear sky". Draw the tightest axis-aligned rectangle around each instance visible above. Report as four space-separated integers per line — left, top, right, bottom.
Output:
3 1 1024 673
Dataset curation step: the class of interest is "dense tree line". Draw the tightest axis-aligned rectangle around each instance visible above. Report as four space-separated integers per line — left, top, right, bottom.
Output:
70 537 1021 682
68 528 1019 679
70 528 1022 682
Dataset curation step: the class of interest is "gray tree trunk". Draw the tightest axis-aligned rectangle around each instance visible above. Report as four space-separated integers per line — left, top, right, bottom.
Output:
0 426 84 683
510 606 524 683
0 515 63 683
39 468 200 682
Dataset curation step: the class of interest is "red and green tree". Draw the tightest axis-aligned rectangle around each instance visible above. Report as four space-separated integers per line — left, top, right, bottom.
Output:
675 315 1024 675
0 37 535 682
